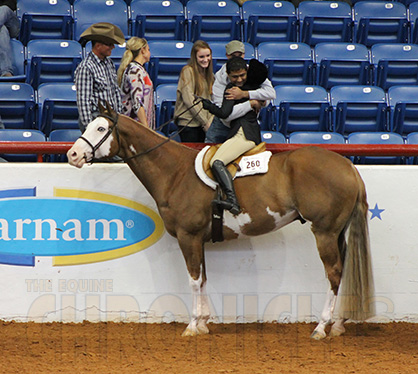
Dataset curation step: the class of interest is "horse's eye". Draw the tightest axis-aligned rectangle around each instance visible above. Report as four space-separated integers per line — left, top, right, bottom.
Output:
97 126 106 132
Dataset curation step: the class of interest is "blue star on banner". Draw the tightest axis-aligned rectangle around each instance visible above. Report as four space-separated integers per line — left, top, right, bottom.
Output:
369 203 385 220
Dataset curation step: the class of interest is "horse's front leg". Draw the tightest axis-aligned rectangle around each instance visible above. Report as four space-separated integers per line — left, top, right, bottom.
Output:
185 272 210 336
178 234 210 337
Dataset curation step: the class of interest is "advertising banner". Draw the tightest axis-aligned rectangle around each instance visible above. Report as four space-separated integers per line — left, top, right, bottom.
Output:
0 163 417 324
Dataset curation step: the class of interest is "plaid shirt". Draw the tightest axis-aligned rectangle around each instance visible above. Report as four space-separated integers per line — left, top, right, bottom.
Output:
74 52 122 129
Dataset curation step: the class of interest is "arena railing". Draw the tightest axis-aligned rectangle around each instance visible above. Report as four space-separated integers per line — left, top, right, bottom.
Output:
2 142 418 163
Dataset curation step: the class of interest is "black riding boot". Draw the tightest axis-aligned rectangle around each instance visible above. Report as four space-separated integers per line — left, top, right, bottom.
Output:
211 160 241 215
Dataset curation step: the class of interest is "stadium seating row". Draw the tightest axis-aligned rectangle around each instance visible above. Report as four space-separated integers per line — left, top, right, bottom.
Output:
0 128 416 165
3 38 418 91
14 0 418 46
260 130 416 165
156 83 418 136
0 128 81 162
3 81 418 139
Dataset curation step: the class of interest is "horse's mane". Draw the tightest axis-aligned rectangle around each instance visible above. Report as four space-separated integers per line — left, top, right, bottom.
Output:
116 112 197 155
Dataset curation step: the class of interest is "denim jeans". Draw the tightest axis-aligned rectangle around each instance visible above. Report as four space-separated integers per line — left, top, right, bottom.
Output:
204 116 230 144
0 6 20 76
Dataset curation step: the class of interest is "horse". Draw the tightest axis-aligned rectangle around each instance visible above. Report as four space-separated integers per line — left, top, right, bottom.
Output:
67 104 375 339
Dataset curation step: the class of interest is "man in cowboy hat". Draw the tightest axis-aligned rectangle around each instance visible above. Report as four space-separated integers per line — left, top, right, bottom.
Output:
75 22 125 131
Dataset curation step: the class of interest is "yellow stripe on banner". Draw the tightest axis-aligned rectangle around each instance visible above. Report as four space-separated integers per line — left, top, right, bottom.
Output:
52 188 165 266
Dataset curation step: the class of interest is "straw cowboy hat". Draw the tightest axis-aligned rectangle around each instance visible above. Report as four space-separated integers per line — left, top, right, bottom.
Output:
80 22 125 45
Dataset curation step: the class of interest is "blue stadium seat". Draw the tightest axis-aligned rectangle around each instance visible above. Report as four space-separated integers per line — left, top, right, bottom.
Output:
258 103 275 131
261 131 286 144
409 2 418 44
354 1 408 47
370 43 418 90
26 40 82 89
186 0 241 42
48 129 82 162
209 41 255 73
0 83 36 129
405 132 418 164
147 41 193 86
288 131 345 144
273 85 331 135
37 83 79 136
347 132 405 164
330 85 387 135
387 85 418 135
242 0 297 46
16 0 73 46
0 129 46 162
0 40 26 83
84 42 126 71
257 42 314 86
73 0 128 41
314 42 371 89
155 83 178 136
49 128 81 142
298 0 353 46
130 0 186 41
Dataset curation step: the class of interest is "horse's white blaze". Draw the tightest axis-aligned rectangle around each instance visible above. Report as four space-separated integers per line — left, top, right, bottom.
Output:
67 117 113 168
129 144 137 154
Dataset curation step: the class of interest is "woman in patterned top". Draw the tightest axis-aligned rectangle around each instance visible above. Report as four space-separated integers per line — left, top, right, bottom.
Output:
118 37 155 129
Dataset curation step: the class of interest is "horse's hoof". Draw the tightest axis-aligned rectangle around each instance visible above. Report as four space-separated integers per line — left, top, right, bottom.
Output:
311 329 326 340
182 327 199 337
197 321 209 335
330 324 346 337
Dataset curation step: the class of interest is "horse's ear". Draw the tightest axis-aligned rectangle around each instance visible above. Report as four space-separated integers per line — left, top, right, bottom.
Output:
105 101 114 115
98 101 106 114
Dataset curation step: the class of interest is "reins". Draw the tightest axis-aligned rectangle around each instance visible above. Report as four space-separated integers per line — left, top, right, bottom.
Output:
82 99 203 164
124 99 204 162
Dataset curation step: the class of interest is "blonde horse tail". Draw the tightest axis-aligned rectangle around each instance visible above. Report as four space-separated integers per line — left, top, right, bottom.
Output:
338 170 375 321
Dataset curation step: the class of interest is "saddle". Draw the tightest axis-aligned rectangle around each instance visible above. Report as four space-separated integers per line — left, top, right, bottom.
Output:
201 142 267 180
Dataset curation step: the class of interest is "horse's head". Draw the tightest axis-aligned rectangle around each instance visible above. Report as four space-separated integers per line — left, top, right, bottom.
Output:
67 102 119 168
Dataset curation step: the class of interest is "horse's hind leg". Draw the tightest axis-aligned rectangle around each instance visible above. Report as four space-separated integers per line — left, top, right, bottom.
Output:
311 231 343 340
312 288 338 340
330 317 347 337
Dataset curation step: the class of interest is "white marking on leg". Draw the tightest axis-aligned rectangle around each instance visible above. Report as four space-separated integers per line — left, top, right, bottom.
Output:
197 282 210 334
183 266 203 336
312 289 337 340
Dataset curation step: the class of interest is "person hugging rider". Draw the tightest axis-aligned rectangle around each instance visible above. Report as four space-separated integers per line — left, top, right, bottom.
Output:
200 56 269 215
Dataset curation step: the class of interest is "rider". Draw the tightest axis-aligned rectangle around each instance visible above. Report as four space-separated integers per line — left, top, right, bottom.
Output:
200 57 271 215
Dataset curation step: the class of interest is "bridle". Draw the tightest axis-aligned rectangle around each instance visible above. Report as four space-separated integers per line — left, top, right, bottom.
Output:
79 99 204 164
79 113 120 163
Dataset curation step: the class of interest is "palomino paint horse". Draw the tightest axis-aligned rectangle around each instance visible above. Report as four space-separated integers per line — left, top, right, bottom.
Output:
67 104 375 339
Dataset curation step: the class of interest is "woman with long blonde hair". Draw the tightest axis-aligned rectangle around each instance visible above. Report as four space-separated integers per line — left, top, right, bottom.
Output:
117 37 155 129
173 40 214 142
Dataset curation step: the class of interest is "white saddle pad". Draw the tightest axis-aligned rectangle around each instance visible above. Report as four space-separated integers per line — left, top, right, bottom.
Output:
195 145 273 190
